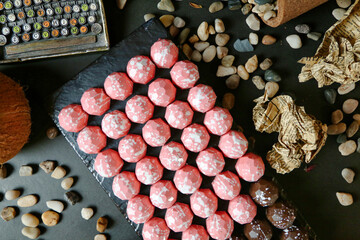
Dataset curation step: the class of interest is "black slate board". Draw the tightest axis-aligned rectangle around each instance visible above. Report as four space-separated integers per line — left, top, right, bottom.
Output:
51 18 316 239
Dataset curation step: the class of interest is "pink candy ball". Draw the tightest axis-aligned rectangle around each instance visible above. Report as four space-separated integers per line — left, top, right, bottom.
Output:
196 147 225 177
190 189 218 218
206 211 234 240
77 126 107 154
80 88 110 116
165 202 193 232
174 165 202 195
182 225 209 240
181 123 210 153
170 60 200 89
101 110 131 139
228 194 257 224
127 55 156 84
125 95 154 124
150 39 178 69
187 84 216 113
148 78 176 107
159 141 188 171
112 171 141 200
118 134 147 163
127 195 155 224
165 100 194 129
236 153 265 182
58 104 88 132
212 171 241 201
150 180 178 209
204 107 233 136
219 130 248 159
94 149 123 178
135 156 163 185
142 217 170 240
104 72 133 100
142 118 171 147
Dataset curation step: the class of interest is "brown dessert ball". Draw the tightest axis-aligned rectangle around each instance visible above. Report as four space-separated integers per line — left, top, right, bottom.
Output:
244 219 273 240
249 178 279 207
280 225 309 240
266 201 296 229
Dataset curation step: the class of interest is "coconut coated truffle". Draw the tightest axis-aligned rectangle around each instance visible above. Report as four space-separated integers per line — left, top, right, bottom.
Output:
148 78 176 107
104 72 133 101
58 104 88 132
236 153 265 182
127 55 156 84
165 202 193 232
159 141 188 171
170 60 200 89
151 39 179 68
190 189 218 218
174 165 202 194
125 95 154 124
142 118 171 147
228 194 257 224
150 180 177 209
112 171 141 200
181 123 210 152
212 171 241 200
118 134 147 163
142 217 170 240
196 147 225 177
80 88 110 116
101 110 131 139
127 195 155 224
77 126 107 154
204 107 233 135
187 84 217 113
94 149 124 178
206 211 234 240
165 100 194 129
219 130 248 159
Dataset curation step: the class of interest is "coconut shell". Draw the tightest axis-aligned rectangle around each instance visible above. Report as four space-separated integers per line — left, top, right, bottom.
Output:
0 73 31 164
263 0 328 28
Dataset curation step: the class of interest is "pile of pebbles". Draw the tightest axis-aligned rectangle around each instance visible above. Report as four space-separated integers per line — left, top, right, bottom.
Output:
326 96 360 207
0 160 107 240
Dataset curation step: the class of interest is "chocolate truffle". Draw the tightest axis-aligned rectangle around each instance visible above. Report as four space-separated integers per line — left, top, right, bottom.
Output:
170 60 200 89
249 178 279 207
244 219 273 240
151 39 178 69
280 226 309 240
126 55 156 84
266 201 296 229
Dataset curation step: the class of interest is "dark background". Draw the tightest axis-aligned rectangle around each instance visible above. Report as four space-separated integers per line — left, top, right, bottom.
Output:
0 0 359 239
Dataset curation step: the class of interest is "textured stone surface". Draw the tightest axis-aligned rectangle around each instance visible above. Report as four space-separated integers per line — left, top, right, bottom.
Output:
1 207 16 221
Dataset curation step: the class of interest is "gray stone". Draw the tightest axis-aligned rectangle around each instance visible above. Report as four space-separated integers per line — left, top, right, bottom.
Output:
339 140 357 156
252 76 265 90
336 133 347 144
249 32 259 45
246 14 260 31
5 190 21 200
178 28 190 45
286 34 302 49
357 138 360 153
173 17 185 28
65 191 81 205
324 89 337 104
307 32 322 41
233 39 254 52
295 24 311 34
226 75 240 89
21 213 40 227
343 99 359 114
332 8 346 20
157 0 175 12
21 227 40 239
19 165 33 177
260 58 273 70
81 207 94 220
255 0 273 5
209 1 224 13
264 69 281 82
46 200 65 213
341 168 355 184
228 0 242 10
337 0 351 8
241 3 253 15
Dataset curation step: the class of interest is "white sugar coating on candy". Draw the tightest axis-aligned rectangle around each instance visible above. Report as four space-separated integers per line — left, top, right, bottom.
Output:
142 217 170 240
236 153 265 182
135 156 163 185
165 100 194 129
174 165 202 194
212 171 241 201
219 130 248 159
126 55 156 84
228 194 257 224
142 118 171 147
165 202 194 232
112 171 141 200
170 60 200 89
77 126 107 154
150 180 177 209
181 123 210 152
125 95 154 124
182 225 209 240
190 189 218 218
196 148 225 177
159 141 188 171
151 39 179 69
206 211 234 240
118 134 147 163
80 88 111 116
187 84 217 113
94 149 124 178
104 72 133 100
126 195 155 224
58 104 88 132
204 107 233 136
101 110 131 139
148 78 176 107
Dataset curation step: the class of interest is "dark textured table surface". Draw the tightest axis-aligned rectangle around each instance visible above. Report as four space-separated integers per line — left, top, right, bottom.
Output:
0 1 359 239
